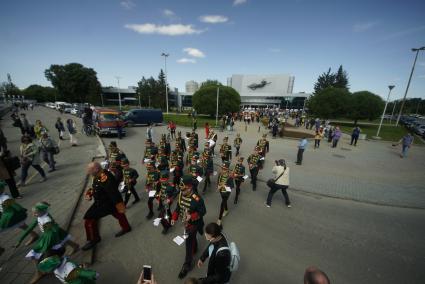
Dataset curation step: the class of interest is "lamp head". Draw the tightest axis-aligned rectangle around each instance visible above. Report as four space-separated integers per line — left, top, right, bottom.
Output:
388 85 395 90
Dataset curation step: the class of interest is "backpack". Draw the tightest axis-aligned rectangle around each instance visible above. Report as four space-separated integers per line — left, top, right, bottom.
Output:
216 238 240 272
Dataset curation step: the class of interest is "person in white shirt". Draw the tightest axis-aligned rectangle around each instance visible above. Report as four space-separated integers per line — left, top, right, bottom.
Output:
265 159 291 208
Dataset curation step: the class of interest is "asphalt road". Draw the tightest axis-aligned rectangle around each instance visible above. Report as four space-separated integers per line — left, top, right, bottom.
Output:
95 124 425 284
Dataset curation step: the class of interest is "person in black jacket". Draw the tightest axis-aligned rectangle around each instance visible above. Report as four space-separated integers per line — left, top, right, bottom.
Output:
197 223 231 284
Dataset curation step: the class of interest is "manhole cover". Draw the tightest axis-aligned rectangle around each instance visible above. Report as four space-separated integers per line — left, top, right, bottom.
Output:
332 154 346 158
340 147 352 151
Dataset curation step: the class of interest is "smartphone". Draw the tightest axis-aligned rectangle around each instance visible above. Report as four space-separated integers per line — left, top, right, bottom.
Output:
143 265 152 281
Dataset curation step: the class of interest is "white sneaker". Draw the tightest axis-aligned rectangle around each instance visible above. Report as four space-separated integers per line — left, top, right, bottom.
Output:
287 205 292 208
264 202 271 208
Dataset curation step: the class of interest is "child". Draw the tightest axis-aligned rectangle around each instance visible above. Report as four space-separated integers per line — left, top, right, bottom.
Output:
0 180 39 244
38 254 99 284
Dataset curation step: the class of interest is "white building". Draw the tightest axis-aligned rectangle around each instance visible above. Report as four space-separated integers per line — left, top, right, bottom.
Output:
227 74 309 107
185 80 199 93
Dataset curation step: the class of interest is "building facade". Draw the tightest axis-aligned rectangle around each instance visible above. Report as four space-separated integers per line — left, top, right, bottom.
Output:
185 80 199 93
227 74 309 107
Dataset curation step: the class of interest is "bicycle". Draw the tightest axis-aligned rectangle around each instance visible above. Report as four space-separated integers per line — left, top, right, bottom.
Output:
82 124 96 136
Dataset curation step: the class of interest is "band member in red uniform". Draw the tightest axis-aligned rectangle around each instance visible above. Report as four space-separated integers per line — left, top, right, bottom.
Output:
171 175 206 279
82 162 131 251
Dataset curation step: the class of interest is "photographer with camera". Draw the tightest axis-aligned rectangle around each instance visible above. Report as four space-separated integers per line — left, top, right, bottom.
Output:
265 159 291 208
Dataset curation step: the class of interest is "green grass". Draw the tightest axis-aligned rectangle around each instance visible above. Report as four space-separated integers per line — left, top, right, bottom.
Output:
163 113 218 129
336 122 424 145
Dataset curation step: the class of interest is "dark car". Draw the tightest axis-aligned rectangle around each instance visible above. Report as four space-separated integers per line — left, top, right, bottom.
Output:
124 109 163 126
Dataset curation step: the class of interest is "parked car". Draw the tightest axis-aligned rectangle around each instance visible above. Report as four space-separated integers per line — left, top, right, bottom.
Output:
123 109 163 126
414 124 425 135
93 108 126 137
64 107 73 113
45 102 56 109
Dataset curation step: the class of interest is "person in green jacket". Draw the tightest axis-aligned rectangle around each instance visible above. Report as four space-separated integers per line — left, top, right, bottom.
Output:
38 255 99 284
0 180 39 243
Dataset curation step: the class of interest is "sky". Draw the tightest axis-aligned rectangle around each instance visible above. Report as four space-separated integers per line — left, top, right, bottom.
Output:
1 0 425 100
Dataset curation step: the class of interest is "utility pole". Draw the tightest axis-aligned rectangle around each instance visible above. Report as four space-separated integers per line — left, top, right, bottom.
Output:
115 76 122 110
161 53 169 113
395 46 425 126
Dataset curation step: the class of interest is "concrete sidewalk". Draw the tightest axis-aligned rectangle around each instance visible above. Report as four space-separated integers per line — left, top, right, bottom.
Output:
0 106 103 283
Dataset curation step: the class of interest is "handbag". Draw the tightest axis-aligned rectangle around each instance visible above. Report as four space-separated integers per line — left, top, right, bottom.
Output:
267 169 285 188
4 156 21 171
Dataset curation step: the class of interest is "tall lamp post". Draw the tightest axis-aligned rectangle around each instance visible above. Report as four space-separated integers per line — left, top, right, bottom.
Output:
395 46 425 126
375 85 395 138
115 76 122 110
161 53 169 114
390 99 397 124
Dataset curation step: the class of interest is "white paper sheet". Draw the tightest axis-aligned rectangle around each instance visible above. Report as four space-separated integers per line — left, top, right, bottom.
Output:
173 236 185 246
260 157 265 161
148 190 156 197
243 175 249 180
225 186 232 192
209 140 215 147
144 158 151 163
153 218 161 227
213 171 218 176
170 167 175 173
196 176 203 182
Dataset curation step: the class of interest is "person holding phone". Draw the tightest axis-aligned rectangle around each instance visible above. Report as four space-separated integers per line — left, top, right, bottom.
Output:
171 175 206 279
197 223 231 284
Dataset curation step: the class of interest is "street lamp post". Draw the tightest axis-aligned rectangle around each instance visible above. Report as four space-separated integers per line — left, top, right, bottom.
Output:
376 85 395 138
161 53 169 114
215 87 220 127
390 100 397 124
395 46 425 126
115 76 122 110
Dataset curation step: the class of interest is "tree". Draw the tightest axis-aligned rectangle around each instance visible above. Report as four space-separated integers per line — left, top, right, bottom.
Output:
22 85 58 102
44 63 102 104
200 80 222 89
0 73 22 98
313 68 336 94
308 87 351 119
347 91 384 124
136 70 169 110
192 85 241 116
313 66 350 94
334 65 349 90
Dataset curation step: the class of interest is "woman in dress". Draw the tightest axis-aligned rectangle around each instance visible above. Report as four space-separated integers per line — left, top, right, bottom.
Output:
15 202 79 265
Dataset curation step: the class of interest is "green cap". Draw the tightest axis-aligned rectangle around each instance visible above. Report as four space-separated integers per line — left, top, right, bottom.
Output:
34 202 50 212
179 175 193 188
38 255 61 273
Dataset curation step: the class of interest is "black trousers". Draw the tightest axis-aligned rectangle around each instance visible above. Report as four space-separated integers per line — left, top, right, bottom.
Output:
218 192 230 220
266 184 290 205
202 174 211 192
235 146 240 156
234 179 243 203
249 168 258 190
124 184 140 205
184 228 198 267
297 149 304 164
5 177 20 198
351 135 358 146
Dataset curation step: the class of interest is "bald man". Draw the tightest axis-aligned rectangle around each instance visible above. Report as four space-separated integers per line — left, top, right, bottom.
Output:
82 162 132 251
304 266 331 284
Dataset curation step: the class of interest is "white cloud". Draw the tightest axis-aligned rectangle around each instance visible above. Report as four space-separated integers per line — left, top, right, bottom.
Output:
183 48 205 58
233 0 247 6
268 48 281 53
199 15 228 24
353 21 379 32
124 23 203 36
177 58 197 64
376 25 425 42
163 9 175 17
120 0 135 10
